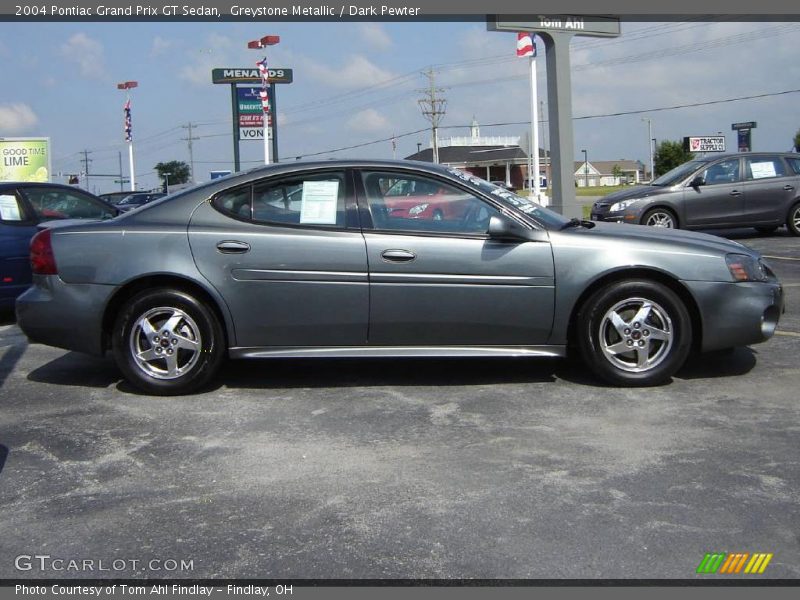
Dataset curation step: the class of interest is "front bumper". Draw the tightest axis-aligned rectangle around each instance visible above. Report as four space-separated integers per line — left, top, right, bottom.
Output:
683 279 785 352
16 275 117 356
590 207 640 223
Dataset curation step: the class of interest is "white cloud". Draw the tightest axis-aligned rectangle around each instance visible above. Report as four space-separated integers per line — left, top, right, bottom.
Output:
0 103 39 134
303 55 396 89
150 36 173 57
347 108 389 132
61 33 106 79
359 23 392 51
179 33 236 85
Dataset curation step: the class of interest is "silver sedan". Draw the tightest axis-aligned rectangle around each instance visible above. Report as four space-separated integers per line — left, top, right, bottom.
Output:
17 160 784 395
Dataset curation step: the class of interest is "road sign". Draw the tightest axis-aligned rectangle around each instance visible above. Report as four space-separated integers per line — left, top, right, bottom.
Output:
684 136 726 153
212 68 293 84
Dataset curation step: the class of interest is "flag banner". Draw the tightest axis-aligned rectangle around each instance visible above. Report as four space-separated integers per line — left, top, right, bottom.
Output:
517 32 535 57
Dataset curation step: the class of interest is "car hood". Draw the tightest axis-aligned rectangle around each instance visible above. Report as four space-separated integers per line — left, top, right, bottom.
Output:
596 185 671 204
565 221 757 258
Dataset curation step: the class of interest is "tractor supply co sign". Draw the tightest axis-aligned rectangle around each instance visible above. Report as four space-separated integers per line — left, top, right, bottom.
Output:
0 137 51 182
237 87 272 141
684 136 726 153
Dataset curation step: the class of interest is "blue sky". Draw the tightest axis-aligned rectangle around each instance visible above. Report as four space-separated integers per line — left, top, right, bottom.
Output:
1 19 799 193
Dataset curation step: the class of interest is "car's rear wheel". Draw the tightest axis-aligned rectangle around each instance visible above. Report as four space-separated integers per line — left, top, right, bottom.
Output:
112 288 225 395
641 208 678 229
787 202 800 237
576 280 692 386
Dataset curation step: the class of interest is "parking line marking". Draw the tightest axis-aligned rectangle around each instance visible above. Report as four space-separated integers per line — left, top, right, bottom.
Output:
775 330 800 338
763 255 800 261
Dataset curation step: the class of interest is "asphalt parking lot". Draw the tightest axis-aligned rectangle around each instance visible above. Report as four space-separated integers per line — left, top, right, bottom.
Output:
0 228 798 580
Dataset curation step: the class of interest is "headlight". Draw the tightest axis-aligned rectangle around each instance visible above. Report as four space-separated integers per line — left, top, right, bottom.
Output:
408 203 429 215
609 199 639 212
726 253 768 282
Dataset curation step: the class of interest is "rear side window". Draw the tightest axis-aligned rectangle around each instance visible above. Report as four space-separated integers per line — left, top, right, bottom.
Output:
786 157 800 175
0 193 28 223
744 156 787 180
252 172 346 228
22 187 115 220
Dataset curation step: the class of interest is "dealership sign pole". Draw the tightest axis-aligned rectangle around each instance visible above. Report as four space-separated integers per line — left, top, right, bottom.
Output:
117 81 138 191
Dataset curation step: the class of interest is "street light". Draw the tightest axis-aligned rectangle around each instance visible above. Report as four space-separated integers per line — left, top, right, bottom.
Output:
581 149 588 188
117 80 138 191
247 35 280 165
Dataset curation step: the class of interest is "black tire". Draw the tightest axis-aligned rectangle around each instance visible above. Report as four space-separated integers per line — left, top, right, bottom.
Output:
641 208 678 229
576 280 692 386
112 288 225 395
755 226 778 235
787 202 800 237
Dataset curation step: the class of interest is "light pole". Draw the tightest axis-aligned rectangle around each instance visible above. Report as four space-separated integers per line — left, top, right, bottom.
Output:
248 35 280 165
117 80 138 191
642 117 654 182
582 149 588 188
163 172 171 194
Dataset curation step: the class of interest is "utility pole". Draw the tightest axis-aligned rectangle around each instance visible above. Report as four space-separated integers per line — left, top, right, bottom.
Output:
181 122 201 183
417 68 446 164
80 150 92 192
642 117 654 182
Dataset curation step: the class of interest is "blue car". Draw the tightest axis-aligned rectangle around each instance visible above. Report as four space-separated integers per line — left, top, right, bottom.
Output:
0 182 118 309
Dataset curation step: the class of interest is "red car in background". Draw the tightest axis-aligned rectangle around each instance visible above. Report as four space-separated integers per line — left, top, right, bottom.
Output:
382 177 473 221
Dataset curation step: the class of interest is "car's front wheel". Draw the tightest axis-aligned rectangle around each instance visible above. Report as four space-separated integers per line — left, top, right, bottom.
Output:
641 208 678 229
576 280 692 386
112 288 225 395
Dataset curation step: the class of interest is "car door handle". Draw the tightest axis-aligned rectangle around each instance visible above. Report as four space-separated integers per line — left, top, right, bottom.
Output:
784 185 794 191
381 249 416 263
216 240 251 254
729 190 742 197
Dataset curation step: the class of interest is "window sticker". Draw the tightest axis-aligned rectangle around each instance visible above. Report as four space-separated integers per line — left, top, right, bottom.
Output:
750 161 777 179
0 195 22 221
299 180 339 224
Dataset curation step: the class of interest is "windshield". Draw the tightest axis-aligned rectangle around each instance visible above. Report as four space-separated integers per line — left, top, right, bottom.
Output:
445 168 570 229
651 160 707 186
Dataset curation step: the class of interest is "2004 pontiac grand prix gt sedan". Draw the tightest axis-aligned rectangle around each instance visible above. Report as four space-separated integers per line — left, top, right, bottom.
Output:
16 160 784 395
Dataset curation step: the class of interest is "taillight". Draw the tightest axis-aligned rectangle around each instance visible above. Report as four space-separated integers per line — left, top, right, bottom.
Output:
30 229 58 275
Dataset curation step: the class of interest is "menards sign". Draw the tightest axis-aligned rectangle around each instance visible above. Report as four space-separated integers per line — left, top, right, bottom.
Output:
212 68 293 84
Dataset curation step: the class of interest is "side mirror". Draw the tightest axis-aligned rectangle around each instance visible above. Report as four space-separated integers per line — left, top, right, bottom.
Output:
487 215 528 241
689 175 705 188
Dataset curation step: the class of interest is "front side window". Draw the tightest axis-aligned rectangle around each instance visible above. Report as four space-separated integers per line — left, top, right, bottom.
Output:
252 172 346 228
23 187 115 220
701 158 740 185
744 156 787 180
360 170 500 235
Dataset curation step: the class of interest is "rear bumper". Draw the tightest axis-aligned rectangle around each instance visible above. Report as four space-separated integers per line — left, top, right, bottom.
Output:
16 275 116 356
683 279 785 352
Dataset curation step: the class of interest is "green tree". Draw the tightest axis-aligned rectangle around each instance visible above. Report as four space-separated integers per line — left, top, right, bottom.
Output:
794 128 800 153
154 161 191 187
654 140 694 177
611 163 623 183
